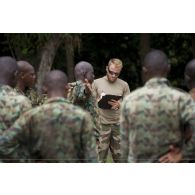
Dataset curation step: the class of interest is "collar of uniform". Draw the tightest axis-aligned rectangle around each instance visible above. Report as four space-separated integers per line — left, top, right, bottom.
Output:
145 77 170 88
15 87 25 95
45 96 70 104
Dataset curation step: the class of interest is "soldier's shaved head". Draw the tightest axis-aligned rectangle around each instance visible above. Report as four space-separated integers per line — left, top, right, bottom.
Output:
142 50 170 82
43 70 68 98
17 60 34 73
0 56 18 87
16 60 36 90
74 61 94 83
184 59 195 90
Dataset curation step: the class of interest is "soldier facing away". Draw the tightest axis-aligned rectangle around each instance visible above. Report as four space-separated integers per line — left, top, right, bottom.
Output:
159 59 195 162
0 56 32 162
0 70 97 162
120 50 195 162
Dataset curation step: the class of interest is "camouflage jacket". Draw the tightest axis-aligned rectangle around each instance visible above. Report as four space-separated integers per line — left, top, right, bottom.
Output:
67 80 101 139
120 78 195 162
0 85 32 162
0 97 97 162
0 85 32 132
15 87 47 107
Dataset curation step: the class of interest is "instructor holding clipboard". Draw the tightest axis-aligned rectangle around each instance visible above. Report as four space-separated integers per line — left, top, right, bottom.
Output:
93 58 130 162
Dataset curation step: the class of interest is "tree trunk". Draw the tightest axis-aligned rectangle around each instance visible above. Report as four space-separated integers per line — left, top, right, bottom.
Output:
139 33 150 63
192 34 195 58
36 34 61 93
65 35 75 82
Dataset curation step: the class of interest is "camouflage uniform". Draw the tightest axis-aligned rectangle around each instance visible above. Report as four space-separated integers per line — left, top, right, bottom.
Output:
15 87 47 107
0 97 97 162
0 85 32 162
98 124 121 162
67 81 101 141
182 88 195 162
120 78 195 162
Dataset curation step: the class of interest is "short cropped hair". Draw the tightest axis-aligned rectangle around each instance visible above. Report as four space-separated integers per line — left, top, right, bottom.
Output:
108 58 123 69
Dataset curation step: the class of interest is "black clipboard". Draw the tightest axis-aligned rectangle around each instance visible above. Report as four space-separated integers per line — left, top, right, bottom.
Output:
98 94 122 109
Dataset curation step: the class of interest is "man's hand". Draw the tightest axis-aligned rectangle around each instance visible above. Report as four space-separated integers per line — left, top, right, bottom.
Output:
159 145 182 163
108 99 120 110
84 78 92 96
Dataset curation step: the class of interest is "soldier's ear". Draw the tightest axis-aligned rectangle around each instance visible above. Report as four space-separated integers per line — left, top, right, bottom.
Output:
64 84 69 98
64 84 70 92
142 66 148 74
18 72 24 79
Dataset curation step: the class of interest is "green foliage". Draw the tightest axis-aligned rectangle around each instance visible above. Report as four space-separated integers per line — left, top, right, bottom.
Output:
150 34 193 89
0 33 194 91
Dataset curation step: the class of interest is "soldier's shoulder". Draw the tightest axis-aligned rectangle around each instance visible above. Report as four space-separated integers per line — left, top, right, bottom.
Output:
15 94 31 103
66 102 89 116
68 81 84 92
125 87 144 97
169 86 190 98
170 86 188 93
20 105 42 120
0 85 18 96
121 87 145 106
43 99 87 115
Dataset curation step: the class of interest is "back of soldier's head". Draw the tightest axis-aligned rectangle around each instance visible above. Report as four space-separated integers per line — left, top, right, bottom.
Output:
185 59 195 90
0 56 18 87
74 61 94 83
43 70 68 91
142 49 170 82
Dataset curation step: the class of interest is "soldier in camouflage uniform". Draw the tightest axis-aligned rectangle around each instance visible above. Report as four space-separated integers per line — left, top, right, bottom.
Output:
159 59 195 162
120 50 195 163
0 56 32 162
93 58 130 162
15 60 46 107
0 70 97 162
67 61 101 146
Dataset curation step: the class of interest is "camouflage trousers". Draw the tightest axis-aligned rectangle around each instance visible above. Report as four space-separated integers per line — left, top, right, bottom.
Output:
97 124 121 163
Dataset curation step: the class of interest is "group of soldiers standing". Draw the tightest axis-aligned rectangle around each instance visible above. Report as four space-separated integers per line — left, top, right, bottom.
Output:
0 48 195 162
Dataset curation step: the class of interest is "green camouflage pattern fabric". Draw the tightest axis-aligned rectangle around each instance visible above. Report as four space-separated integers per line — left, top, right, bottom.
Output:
0 85 32 132
98 124 121 162
15 87 47 107
120 78 195 162
67 80 101 140
0 85 32 162
182 88 195 161
0 97 97 162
